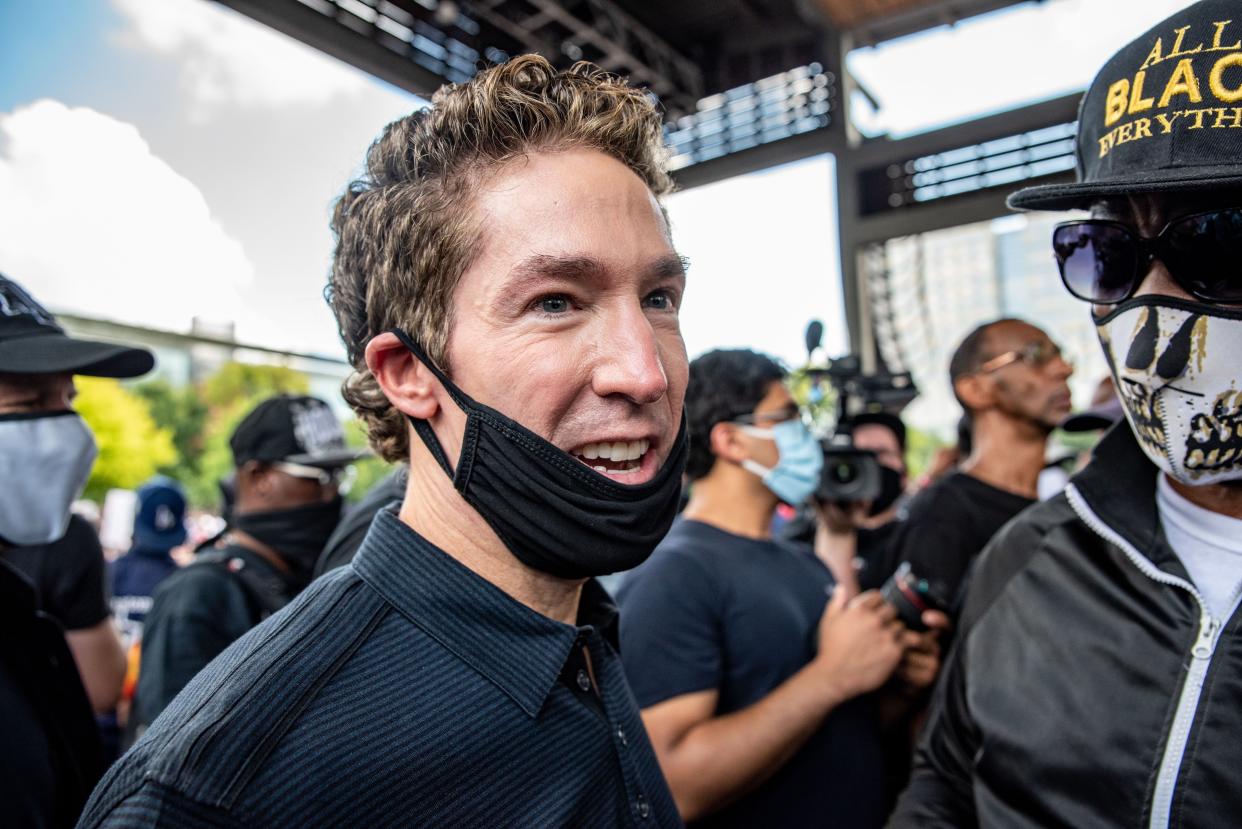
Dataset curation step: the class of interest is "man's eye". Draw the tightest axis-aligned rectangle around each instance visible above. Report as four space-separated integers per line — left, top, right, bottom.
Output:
536 296 570 314
645 290 674 310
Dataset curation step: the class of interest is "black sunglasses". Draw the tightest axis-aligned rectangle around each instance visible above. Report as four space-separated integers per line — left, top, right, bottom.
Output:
1052 207 1242 305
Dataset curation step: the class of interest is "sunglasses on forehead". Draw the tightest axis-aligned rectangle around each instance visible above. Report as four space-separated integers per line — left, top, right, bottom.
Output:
1052 208 1242 305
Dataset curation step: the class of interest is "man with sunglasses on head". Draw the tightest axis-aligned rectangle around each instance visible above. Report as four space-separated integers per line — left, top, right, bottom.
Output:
618 349 943 827
129 394 359 736
886 319 1073 618
891 3 1242 826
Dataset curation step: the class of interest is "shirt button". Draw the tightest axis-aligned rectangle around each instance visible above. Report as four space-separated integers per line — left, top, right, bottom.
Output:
616 726 628 746
576 669 591 692
636 794 650 820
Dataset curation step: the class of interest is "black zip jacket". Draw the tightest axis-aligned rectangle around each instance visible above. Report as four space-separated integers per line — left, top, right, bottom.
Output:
889 424 1242 828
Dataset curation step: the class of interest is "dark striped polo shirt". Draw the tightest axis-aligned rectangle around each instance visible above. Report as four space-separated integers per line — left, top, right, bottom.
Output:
78 509 681 828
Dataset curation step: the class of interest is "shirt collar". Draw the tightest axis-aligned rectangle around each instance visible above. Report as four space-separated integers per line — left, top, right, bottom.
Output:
351 509 618 718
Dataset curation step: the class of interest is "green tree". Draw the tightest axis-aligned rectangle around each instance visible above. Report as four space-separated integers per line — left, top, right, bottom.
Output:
133 379 209 478
75 377 177 501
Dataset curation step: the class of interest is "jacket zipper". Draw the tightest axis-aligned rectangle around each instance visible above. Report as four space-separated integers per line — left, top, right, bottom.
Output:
1065 483 1220 829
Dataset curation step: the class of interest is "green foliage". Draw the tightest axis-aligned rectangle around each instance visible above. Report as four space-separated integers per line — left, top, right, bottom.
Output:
786 368 839 434
201 362 309 408
904 424 949 482
76 377 177 501
132 380 209 479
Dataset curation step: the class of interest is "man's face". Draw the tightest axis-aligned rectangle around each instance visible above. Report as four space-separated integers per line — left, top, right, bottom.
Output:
852 423 905 477
979 321 1074 431
732 381 798 471
438 148 688 486
0 371 75 415
237 463 339 515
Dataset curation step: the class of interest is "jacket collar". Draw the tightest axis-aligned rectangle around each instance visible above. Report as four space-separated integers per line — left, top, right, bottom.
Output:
1071 422 1181 572
351 509 618 718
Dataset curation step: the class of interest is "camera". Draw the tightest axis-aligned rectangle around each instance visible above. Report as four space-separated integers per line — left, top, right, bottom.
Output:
802 322 918 505
879 562 952 631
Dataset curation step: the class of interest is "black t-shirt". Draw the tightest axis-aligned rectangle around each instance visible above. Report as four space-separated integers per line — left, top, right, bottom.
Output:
0 515 110 631
888 472 1035 611
617 519 887 829
779 510 902 592
0 560 104 829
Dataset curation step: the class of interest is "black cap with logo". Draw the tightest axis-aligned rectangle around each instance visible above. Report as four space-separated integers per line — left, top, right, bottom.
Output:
0 274 155 378
1011 0 1242 211
230 394 365 470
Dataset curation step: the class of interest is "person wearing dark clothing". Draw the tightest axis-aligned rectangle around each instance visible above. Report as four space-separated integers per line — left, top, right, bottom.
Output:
127 394 357 735
2 561 105 829
4 514 112 637
312 464 406 576
0 273 153 828
620 519 890 828
886 472 1034 609
620 349 944 827
84 57 689 826
129 542 298 733
82 509 678 827
782 411 910 595
891 318 1072 610
891 4 1242 825
109 477 188 651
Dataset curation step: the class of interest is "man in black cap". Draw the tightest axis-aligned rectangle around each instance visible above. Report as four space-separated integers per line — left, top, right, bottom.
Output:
892 2 1242 826
0 273 154 828
129 394 359 735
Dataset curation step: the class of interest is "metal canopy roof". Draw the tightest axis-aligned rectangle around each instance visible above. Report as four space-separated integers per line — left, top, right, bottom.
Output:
212 0 1078 365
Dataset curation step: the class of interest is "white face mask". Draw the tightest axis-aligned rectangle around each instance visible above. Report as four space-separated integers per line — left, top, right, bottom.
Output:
1095 296 1242 485
0 411 98 546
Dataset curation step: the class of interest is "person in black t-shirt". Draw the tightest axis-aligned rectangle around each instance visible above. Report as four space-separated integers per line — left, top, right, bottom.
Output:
890 318 1074 611
619 349 946 828
0 273 154 829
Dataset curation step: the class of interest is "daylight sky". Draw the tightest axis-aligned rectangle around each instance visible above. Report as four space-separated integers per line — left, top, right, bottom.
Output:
0 0 1189 429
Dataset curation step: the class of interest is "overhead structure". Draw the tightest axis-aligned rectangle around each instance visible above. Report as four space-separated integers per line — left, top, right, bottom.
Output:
214 0 1081 368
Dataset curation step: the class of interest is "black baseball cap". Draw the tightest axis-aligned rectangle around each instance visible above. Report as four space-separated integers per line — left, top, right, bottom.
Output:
0 274 154 378
230 394 365 469
1010 1 1242 211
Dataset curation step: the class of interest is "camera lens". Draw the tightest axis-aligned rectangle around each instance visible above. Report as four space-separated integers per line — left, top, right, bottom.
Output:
831 461 857 484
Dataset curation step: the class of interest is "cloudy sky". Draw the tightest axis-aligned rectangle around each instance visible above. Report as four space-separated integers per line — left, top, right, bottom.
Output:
0 0 1188 426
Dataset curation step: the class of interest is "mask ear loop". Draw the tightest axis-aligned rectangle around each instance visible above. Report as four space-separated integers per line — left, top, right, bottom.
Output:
388 327 468 482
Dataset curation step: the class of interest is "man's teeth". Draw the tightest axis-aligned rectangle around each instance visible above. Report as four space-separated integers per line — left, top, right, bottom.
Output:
574 439 650 462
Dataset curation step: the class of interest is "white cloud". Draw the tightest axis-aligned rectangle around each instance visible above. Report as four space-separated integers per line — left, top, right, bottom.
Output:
0 100 257 333
111 0 370 117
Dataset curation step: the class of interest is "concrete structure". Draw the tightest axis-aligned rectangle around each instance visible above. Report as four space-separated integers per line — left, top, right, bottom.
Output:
57 312 353 416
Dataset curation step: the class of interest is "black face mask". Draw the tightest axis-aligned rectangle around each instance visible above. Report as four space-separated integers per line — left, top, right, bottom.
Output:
235 496 343 585
392 328 688 580
868 466 904 517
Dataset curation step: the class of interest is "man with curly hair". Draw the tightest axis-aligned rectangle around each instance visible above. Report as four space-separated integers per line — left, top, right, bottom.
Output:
81 56 688 827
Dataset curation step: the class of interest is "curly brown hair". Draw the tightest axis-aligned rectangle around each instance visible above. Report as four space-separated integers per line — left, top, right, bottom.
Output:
325 55 673 462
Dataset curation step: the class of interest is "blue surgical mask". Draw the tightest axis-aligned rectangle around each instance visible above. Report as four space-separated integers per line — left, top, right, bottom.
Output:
740 419 823 506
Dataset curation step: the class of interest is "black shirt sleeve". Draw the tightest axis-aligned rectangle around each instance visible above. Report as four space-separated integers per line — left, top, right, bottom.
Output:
1 515 111 631
617 549 724 708
132 566 254 730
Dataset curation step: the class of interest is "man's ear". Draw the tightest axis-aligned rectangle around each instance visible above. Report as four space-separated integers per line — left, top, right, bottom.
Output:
708 421 750 465
365 332 440 420
954 373 993 414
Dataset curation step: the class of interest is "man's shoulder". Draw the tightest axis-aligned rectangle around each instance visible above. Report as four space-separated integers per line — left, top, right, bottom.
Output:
86 568 389 822
958 493 1082 628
